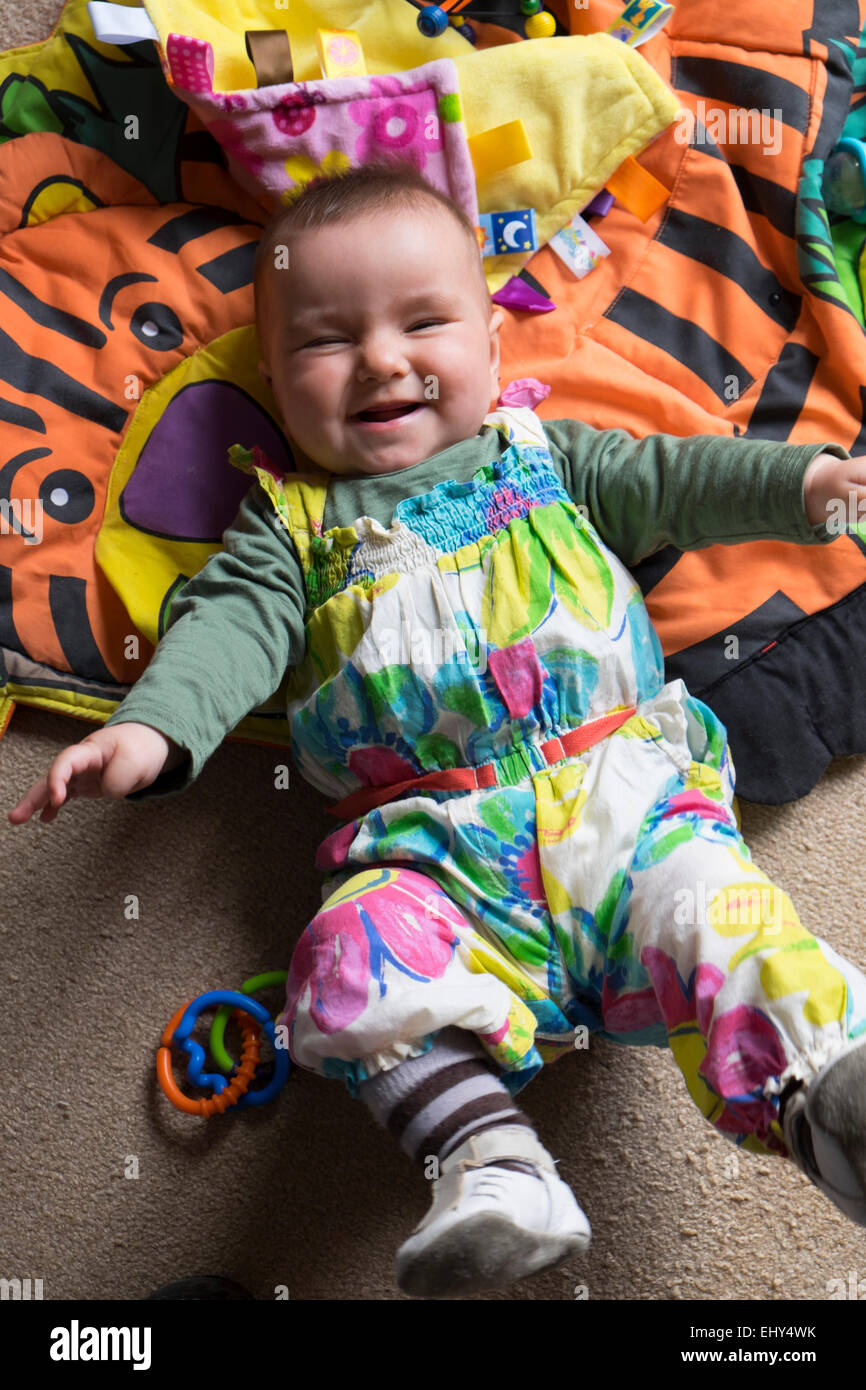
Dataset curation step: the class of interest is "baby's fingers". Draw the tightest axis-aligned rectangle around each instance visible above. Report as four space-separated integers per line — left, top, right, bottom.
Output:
46 742 107 808
37 744 104 821
7 774 52 824
8 740 107 825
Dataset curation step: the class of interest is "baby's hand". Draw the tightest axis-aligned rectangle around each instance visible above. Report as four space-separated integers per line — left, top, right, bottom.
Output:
803 452 866 532
7 723 186 826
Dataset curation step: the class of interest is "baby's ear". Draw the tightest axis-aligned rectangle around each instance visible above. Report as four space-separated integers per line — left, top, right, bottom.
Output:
258 359 272 386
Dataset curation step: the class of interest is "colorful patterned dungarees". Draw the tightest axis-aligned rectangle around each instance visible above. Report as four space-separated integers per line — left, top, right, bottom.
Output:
232 405 866 1157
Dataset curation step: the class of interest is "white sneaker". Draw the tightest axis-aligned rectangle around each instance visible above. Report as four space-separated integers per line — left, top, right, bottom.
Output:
395 1126 591 1299
781 1036 866 1226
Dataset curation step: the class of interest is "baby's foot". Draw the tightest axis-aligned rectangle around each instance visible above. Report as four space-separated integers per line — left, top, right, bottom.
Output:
395 1125 591 1299
781 1036 866 1225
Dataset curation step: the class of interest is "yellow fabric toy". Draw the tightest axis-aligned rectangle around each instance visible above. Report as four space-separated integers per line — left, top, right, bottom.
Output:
139 1 680 290
454 34 680 288
141 0 471 89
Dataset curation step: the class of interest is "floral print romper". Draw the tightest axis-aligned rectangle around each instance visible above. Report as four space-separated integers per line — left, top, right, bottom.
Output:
231 404 866 1157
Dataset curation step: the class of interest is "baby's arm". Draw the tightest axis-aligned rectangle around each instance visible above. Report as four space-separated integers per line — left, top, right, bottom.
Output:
542 419 852 565
9 482 307 822
101 481 306 799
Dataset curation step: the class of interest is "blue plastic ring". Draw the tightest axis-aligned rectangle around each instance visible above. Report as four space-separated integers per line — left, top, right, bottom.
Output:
170 989 290 1108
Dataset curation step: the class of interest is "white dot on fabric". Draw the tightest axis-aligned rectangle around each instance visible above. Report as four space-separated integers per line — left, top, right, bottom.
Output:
140 320 159 338
49 488 69 507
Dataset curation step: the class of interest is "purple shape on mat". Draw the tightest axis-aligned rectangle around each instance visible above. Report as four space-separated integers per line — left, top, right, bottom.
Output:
121 381 293 541
492 277 555 313
583 189 614 218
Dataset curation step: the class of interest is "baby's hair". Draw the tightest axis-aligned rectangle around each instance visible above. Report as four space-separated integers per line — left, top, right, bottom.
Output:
253 158 491 313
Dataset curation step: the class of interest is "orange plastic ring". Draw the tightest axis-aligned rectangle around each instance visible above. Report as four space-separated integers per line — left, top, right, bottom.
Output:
157 1007 262 1117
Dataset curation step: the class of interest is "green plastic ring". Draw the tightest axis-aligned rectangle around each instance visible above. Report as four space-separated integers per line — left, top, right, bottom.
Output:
209 971 289 1073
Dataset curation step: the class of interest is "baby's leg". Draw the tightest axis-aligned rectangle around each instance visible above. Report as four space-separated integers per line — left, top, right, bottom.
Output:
278 864 543 1091
278 864 591 1295
358 1024 533 1169
621 774 866 1219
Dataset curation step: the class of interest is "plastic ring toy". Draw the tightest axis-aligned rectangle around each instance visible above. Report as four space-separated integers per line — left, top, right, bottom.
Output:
158 989 290 1114
172 989 290 1108
209 971 288 1074
157 1002 261 1116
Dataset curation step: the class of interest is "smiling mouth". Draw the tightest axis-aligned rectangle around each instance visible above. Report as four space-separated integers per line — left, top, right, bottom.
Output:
352 403 422 422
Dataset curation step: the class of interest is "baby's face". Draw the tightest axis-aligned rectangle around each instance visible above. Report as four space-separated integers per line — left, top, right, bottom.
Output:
257 205 504 476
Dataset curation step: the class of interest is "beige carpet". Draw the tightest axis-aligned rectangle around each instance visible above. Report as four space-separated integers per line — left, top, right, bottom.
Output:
3 0 866 1302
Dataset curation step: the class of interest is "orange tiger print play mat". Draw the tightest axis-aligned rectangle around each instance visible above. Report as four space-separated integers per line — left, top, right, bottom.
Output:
2 0 866 802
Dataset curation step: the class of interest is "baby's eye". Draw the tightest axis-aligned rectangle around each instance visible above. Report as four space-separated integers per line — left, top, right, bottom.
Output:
304 337 346 348
408 319 445 331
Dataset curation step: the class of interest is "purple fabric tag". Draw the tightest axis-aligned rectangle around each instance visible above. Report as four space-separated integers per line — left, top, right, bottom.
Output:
492 277 556 313
583 189 615 218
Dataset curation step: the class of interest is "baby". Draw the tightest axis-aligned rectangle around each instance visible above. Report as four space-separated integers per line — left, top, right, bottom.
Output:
11 160 866 1300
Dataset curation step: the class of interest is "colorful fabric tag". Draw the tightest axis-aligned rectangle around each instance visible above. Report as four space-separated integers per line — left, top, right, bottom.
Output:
548 211 610 278
478 208 538 257
607 0 673 48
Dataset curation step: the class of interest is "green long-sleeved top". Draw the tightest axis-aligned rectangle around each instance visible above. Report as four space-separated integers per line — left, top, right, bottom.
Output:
103 418 847 801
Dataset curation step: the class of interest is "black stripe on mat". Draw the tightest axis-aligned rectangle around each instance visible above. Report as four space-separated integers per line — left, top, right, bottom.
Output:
0 268 106 348
656 209 800 330
687 120 727 158
147 207 250 253
603 289 754 401
743 343 819 440
48 575 121 685
195 241 256 294
631 545 683 598
673 57 809 134
849 385 866 456
0 395 45 434
801 1 863 52
806 31 859 161
0 327 127 434
727 164 797 238
0 566 22 656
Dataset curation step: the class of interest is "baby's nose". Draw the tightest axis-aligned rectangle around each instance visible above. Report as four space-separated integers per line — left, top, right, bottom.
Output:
357 335 410 375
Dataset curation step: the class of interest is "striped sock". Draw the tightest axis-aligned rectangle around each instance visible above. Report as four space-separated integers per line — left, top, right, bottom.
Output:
358 1026 538 1170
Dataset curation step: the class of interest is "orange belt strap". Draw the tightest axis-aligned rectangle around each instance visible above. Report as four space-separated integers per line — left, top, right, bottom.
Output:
326 706 638 821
